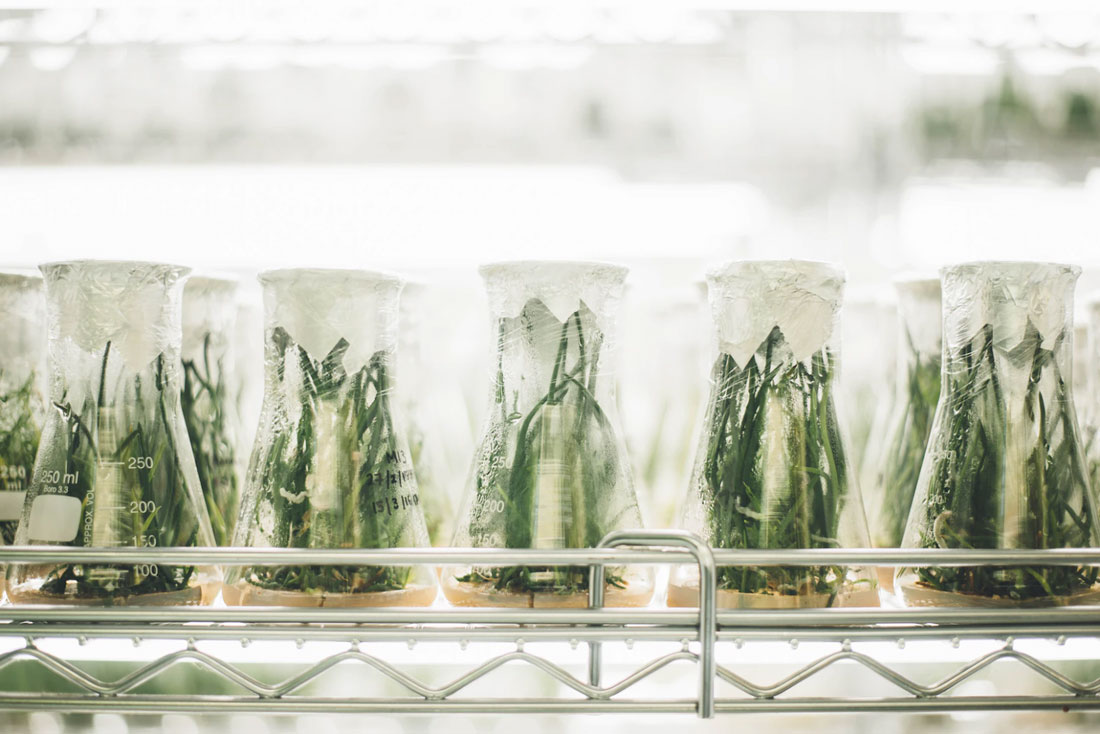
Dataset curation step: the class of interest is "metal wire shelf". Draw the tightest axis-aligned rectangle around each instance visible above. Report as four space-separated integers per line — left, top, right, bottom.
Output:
0 530 1097 718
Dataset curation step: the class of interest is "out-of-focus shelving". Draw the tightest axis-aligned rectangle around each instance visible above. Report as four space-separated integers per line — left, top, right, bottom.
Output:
0 531 1097 718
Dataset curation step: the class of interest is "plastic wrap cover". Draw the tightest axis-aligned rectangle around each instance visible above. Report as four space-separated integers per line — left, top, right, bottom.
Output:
40 261 189 381
942 261 1079 358
480 260 628 333
260 268 402 375
706 260 843 368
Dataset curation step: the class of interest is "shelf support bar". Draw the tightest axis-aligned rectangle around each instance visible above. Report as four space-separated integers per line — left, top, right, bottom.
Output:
595 530 717 719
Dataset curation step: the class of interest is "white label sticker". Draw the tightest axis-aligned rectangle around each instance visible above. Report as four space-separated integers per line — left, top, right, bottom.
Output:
0 491 26 521
28 494 82 542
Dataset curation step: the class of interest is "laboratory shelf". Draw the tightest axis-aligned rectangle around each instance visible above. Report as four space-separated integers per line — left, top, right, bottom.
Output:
0 531 1097 718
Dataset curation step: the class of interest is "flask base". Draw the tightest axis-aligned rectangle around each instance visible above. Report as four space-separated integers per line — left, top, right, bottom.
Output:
442 576 654 609
6 581 207 607
897 580 1100 608
223 581 438 607
667 581 880 609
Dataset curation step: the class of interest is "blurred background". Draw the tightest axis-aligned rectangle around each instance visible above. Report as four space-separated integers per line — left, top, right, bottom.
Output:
2 2 1100 732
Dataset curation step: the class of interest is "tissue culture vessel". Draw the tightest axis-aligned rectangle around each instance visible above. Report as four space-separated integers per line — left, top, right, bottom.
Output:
445 261 652 608
181 276 243 547
672 260 877 609
0 271 46 545
865 278 941 591
225 269 436 608
8 261 216 606
899 262 1100 607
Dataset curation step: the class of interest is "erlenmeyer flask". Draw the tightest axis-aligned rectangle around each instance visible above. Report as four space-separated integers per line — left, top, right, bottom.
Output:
9 261 217 606
899 262 1100 607
0 271 46 545
671 260 877 609
865 278 941 590
443 261 652 608
840 294 896 477
398 280 457 546
225 269 437 607
181 276 243 546
233 290 264 485
620 273 709 529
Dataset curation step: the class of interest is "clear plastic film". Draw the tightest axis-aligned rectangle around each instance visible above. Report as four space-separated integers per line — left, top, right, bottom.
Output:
672 260 877 609
865 279 942 579
899 262 1100 608
181 276 243 547
444 261 652 608
225 269 436 608
9 261 217 606
0 271 46 544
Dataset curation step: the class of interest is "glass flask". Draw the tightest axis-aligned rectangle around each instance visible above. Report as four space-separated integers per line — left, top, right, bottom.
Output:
865 278 941 590
233 290 264 479
443 261 652 608
225 269 437 608
0 271 46 545
181 276 243 547
898 262 1100 608
671 260 877 609
840 293 896 476
398 280 457 546
8 261 217 606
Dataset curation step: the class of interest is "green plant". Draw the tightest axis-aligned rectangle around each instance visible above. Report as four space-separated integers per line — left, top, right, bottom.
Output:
234 330 417 595
872 329 941 548
181 332 239 546
0 371 41 545
457 301 631 595
906 321 1098 601
697 326 860 602
31 342 200 600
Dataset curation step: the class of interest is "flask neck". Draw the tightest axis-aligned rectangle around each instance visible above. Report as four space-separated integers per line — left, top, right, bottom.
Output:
40 262 188 406
941 270 1077 410
494 298 615 411
942 262 1077 359
261 270 402 376
707 261 843 369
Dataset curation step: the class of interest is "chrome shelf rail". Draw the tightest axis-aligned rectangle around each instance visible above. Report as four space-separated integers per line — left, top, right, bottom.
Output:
0 531 1096 718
